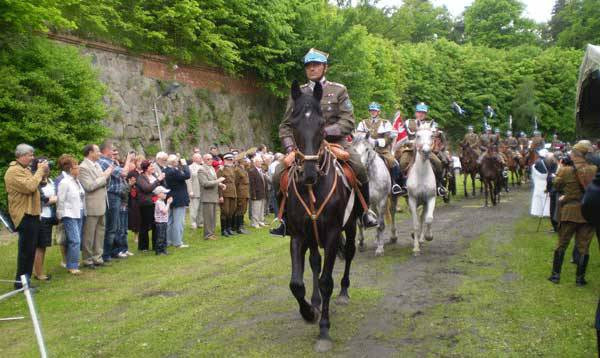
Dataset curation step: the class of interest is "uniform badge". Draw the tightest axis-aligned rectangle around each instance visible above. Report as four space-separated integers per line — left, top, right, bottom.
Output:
344 99 353 111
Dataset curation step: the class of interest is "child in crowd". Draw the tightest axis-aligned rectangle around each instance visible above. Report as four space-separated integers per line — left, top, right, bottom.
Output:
153 186 172 255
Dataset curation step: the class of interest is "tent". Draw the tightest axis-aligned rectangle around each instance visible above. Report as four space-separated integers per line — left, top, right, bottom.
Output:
576 44 600 139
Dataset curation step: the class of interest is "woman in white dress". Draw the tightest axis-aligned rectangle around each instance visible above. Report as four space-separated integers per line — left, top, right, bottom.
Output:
530 150 552 217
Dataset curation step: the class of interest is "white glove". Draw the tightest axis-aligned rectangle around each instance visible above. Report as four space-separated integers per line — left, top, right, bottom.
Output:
377 138 386 148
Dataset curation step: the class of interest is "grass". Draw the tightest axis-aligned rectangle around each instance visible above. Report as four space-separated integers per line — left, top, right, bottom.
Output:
386 216 599 357
0 217 385 357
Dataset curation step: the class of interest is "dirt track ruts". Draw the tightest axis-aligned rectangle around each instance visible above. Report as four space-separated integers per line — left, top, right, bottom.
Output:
336 188 530 357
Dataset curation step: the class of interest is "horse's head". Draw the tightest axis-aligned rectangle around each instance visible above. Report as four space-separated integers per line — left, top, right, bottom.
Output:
290 80 324 185
415 125 433 160
351 132 375 167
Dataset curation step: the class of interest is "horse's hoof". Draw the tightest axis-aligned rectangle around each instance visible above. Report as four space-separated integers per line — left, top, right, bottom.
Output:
300 305 319 323
336 294 350 305
314 338 333 353
358 244 365 252
413 251 420 257
425 235 433 242
375 247 384 257
390 236 398 244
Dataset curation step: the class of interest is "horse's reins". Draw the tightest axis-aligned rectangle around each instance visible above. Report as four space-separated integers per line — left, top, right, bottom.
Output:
277 142 340 248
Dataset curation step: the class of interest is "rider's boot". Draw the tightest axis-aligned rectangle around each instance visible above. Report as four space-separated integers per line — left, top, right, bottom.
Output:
390 164 407 196
576 254 590 286
548 249 565 284
270 194 287 237
359 182 378 228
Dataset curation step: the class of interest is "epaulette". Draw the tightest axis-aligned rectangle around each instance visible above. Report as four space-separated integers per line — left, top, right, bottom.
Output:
327 81 346 89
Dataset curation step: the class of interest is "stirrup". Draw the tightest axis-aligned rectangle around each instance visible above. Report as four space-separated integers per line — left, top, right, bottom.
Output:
269 218 287 237
437 187 448 197
391 184 404 195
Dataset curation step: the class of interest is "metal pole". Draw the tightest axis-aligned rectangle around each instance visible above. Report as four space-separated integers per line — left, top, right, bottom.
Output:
536 193 549 232
153 98 165 151
21 275 47 358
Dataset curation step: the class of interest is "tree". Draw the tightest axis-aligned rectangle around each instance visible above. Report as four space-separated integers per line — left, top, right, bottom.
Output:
553 0 600 49
510 77 539 133
463 0 540 48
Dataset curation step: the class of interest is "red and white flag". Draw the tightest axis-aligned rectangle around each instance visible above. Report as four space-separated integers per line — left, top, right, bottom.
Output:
392 111 408 146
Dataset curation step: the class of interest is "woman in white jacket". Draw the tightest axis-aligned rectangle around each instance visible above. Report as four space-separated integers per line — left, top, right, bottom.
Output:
57 159 86 275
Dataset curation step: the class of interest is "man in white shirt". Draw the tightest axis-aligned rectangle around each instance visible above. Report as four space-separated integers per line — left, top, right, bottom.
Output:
186 153 204 229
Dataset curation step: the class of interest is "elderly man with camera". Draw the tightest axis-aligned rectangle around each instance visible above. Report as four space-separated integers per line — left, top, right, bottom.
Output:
4 144 49 289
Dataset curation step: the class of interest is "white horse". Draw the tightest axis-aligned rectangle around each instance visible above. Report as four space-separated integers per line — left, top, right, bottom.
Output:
352 133 391 256
406 124 437 256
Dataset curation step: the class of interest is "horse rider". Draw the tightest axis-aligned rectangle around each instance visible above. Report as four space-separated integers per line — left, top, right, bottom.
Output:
270 48 378 236
518 131 529 151
530 130 545 151
461 125 480 152
478 125 507 169
503 130 521 161
356 102 405 195
549 141 597 286
398 102 447 196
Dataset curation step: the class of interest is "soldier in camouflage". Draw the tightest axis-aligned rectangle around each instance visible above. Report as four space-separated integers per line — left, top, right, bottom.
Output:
270 48 378 235
356 102 405 195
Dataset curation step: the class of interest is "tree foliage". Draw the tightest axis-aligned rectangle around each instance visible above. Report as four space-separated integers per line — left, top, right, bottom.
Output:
550 0 600 49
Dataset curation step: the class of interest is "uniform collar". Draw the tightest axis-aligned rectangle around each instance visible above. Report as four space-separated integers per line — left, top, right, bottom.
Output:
308 77 327 90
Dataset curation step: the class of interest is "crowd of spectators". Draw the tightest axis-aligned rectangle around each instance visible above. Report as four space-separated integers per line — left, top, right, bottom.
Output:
3 141 281 289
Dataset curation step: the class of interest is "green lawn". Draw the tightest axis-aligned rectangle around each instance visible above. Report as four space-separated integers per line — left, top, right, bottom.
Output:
387 216 600 357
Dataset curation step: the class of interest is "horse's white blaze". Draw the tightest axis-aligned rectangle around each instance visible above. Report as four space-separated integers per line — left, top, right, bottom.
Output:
407 126 437 255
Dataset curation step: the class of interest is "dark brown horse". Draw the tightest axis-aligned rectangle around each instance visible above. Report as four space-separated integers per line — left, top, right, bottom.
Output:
284 80 358 352
460 143 479 197
504 149 522 187
479 152 503 206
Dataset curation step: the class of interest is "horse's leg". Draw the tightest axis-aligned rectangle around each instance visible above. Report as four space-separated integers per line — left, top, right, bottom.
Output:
463 172 468 197
471 172 476 197
375 205 385 256
308 245 322 312
315 235 338 352
337 224 356 305
424 197 435 241
290 236 317 323
408 197 420 256
357 222 365 252
484 180 489 207
418 206 426 244
389 195 398 243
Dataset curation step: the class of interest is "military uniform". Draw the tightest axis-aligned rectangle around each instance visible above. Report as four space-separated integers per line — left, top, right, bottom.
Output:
218 164 237 236
462 132 480 151
549 153 597 285
503 135 521 160
234 163 250 233
278 79 365 179
398 119 442 175
518 136 529 151
356 117 396 168
530 135 545 151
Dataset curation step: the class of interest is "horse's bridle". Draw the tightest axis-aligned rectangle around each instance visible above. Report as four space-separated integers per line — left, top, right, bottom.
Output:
277 142 339 248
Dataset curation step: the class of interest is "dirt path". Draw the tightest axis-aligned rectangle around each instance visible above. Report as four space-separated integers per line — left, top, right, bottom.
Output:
339 188 530 357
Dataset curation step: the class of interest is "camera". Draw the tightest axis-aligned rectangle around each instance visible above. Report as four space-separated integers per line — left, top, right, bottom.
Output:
30 157 53 172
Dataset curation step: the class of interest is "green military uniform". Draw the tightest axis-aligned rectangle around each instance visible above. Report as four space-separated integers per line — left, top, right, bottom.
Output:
218 164 237 235
503 135 521 160
277 79 367 183
549 148 597 286
234 163 250 219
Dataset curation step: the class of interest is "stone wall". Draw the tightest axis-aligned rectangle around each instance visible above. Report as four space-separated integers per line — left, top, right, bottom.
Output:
49 34 282 156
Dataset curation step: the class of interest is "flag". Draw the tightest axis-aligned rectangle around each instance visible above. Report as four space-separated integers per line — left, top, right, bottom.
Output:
392 111 408 146
534 116 538 131
509 115 512 129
